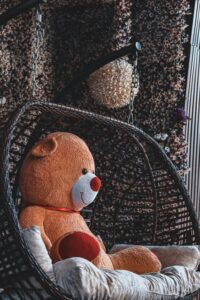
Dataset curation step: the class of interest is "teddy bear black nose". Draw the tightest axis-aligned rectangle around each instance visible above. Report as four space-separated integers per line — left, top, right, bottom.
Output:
90 176 101 192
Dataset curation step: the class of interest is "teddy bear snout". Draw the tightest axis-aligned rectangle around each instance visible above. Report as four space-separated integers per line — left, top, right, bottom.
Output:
71 172 101 210
90 176 101 192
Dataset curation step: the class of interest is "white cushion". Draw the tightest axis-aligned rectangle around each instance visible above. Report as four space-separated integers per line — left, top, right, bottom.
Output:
54 257 200 300
21 227 200 299
22 226 56 282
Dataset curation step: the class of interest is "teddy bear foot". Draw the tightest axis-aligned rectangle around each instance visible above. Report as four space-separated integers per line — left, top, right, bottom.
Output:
109 246 161 274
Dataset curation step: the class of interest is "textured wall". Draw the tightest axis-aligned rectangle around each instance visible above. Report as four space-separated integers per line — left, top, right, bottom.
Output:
133 1 190 132
0 0 191 173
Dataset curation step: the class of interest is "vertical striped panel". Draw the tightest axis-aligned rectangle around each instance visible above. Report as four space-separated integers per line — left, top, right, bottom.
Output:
185 0 200 219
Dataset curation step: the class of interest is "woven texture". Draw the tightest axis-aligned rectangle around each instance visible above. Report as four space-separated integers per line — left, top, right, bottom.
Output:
0 101 199 299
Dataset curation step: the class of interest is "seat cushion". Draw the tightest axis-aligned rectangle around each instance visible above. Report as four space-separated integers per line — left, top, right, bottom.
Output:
54 257 200 300
22 227 200 299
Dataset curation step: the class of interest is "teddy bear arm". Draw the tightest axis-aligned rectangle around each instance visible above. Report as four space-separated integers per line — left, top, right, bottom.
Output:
40 227 52 251
19 206 52 251
96 235 106 252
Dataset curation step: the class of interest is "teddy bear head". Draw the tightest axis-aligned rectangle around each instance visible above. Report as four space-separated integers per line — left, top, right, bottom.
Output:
19 132 101 211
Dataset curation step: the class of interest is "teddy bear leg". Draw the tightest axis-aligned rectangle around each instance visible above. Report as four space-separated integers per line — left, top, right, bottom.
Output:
92 248 114 270
109 246 161 274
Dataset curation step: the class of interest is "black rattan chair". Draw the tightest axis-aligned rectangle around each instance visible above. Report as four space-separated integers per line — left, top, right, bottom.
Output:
0 101 200 299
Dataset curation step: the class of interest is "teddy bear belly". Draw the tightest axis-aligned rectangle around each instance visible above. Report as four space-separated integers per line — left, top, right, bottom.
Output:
43 211 94 245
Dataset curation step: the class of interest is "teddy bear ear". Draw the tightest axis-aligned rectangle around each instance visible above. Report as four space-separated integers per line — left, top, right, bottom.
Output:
31 137 58 158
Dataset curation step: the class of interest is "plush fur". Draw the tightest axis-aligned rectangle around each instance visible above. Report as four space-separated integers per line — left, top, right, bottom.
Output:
19 132 161 274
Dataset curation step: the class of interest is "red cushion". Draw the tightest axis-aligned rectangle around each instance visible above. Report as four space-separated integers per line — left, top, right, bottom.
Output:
59 232 100 261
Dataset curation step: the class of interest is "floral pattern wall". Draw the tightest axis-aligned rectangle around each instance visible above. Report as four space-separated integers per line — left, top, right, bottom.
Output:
0 0 191 174
132 0 191 176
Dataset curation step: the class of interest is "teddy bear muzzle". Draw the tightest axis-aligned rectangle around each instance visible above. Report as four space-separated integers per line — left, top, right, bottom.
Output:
71 172 101 210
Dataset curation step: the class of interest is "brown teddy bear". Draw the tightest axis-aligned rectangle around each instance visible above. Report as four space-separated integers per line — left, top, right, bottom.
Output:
19 132 161 274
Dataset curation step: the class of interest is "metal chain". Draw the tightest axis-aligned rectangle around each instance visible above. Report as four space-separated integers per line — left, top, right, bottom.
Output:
128 42 141 125
31 6 45 97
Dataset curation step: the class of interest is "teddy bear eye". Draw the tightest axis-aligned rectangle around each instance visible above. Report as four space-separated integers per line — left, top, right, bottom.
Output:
82 168 88 175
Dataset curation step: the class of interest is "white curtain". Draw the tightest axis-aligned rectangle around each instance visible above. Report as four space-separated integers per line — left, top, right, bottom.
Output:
185 0 200 219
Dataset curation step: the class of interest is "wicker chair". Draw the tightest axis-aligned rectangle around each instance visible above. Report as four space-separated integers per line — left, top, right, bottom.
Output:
0 101 200 299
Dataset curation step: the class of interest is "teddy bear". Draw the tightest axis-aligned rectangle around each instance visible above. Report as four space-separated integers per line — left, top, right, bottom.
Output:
19 132 161 274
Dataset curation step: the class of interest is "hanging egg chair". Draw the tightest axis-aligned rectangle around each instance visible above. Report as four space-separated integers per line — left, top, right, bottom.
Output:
0 2 200 299
0 100 200 299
